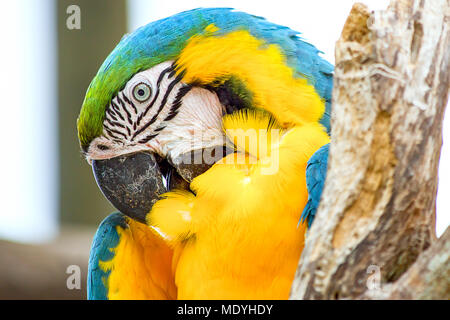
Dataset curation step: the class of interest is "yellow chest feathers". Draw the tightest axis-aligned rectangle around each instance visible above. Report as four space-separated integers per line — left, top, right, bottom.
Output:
148 111 329 299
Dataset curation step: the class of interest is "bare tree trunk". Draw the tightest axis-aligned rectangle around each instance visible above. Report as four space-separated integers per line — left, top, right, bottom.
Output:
290 0 450 300
363 228 450 299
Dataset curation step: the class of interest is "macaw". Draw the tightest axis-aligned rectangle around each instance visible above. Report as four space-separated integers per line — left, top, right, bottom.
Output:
77 8 332 300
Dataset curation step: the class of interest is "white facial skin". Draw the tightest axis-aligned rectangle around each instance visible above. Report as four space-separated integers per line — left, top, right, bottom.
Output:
86 61 226 164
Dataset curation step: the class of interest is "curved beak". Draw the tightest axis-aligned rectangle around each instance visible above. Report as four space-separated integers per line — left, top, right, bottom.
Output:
91 146 233 224
92 152 166 224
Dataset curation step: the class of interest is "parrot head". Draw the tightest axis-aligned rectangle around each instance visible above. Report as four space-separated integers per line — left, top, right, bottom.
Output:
77 8 333 224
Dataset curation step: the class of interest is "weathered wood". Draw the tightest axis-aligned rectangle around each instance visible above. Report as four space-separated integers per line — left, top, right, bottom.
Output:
360 227 450 299
386 227 450 299
290 0 450 300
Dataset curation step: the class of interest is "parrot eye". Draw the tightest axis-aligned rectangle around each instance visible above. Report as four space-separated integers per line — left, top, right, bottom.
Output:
132 82 152 102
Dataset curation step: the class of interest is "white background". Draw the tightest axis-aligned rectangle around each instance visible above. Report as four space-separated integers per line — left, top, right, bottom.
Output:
0 0 58 242
0 0 447 242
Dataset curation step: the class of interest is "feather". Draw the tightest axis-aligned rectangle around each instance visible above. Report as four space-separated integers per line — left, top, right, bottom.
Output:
301 143 330 228
88 212 177 299
87 212 126 300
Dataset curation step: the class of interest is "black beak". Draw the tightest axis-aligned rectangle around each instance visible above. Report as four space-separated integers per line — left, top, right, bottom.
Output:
92 152 166 224
91 146 233 224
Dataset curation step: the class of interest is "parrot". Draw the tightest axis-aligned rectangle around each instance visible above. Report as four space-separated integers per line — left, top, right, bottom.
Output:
77 8 332 300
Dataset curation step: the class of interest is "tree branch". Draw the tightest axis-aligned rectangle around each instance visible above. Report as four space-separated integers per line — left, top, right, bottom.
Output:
360 227 450 299
291 0 450 300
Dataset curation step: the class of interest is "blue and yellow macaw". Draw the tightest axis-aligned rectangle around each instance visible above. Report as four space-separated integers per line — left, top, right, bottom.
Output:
77 8 332 300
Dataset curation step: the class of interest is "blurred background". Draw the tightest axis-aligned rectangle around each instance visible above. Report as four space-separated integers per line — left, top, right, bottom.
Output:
0 0 447 299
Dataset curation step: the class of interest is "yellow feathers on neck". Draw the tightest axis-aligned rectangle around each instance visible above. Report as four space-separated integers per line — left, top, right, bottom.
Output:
222 109 284 160
147 110 330 298
176 25 325 127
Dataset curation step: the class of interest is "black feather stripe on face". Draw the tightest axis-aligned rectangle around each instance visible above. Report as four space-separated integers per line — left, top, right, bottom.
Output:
122 93 137 114
104 94 135 141
101 63 193 146
137 65 174 125
110 101 125 121
138 133 159 144
131 73 182 141
105 127 127 140
163 84 192 122
117 94 133 125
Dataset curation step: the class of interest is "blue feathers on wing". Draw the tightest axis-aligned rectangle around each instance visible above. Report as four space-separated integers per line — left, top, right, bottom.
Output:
301 143 330 228
87 212 128 300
